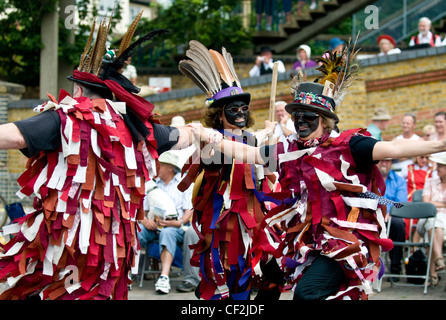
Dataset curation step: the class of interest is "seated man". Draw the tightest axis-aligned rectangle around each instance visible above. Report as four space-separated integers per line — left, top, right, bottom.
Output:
138 151 193 294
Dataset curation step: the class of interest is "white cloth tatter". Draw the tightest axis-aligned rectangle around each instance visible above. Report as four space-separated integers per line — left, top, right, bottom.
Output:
46 152 66 189
33 101 61 113
62 115 81 158
331 217 378 232
278 147 316 166
341 196 378 210
107 100 126 115
21 213 44 242
124 144 137 170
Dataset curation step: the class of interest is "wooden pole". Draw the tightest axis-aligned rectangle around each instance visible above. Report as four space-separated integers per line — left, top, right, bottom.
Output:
269 61 279 122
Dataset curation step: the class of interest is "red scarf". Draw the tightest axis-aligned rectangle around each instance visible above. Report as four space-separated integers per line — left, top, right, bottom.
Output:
72 70 155 120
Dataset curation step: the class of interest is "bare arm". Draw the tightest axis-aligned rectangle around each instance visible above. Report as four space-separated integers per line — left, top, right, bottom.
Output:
372 138 446 161
0 123 27 150
188 123 266 165
171 125 197 150
423 195 446 208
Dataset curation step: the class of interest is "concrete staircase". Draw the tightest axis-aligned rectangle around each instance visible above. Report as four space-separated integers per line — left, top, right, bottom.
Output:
253 0 377 54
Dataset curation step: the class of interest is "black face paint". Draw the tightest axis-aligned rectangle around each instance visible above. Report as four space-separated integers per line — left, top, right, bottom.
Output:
292 111 320 138
224 101 249 128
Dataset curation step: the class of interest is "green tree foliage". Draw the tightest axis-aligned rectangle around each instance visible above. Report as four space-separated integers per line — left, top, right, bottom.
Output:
0 0 122 86
0 0 59 85
136 0 252 68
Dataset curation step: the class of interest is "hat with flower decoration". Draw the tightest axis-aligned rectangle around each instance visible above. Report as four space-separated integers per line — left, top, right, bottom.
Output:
285 36 361 124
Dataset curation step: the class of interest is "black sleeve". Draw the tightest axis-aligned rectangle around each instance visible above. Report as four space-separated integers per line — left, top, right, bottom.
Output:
14 110 61 158
349 135 379 172
152 122 180 154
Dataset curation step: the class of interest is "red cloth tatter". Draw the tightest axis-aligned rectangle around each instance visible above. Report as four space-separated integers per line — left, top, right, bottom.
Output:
72 70 155 120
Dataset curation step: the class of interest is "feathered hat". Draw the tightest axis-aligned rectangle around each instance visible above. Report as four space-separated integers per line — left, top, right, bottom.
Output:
285 36 361 124
178 40 250 109
67 10 168 120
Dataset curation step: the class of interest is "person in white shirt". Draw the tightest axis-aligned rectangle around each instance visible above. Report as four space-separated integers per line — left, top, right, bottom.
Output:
409 17 442 47
249 46 286 77
393 113 421 175
122 56 138 85
273 101 296 150
139 151 194 294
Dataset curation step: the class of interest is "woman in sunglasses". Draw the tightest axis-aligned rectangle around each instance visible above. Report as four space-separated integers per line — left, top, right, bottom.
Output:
178 43 283 300
189 74 446 300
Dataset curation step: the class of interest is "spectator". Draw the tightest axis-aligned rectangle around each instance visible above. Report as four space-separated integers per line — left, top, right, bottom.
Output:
401 155 435 200
273 101 296 150
122 56 138 85
255 0 274 31
409 17 442 47
377 158 407 279
283 0 292 24
377 35 401 56
168 116 200 293
328 37 345 55
367 107 391 140
433 111 446 141
293 44 317 71
392 113 421 174
417 152 446 286
249 46 286 77
138 151 194 294
423 124 435 141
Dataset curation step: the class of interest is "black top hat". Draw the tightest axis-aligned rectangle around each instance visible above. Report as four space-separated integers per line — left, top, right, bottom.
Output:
285 82 339 123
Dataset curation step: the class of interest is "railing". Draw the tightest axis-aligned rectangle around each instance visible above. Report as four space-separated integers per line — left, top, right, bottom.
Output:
353 0 446 45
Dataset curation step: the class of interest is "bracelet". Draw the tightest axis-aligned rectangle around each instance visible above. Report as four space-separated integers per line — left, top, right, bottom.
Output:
208 131 223 149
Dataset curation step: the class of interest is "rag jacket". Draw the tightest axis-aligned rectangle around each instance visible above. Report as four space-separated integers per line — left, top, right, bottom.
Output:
179 130 281 300
264 128 393 300
0 91 159 300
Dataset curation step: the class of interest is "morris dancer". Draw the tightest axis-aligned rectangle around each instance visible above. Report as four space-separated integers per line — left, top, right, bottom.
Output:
177 41 283 300
0 13 196 300
189 40 446 300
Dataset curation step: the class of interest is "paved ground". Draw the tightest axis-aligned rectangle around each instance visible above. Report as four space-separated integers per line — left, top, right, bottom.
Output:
128 269 446 300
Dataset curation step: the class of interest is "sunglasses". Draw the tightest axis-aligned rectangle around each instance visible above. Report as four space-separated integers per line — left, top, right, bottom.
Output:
226 105 249 113
292 111 319 122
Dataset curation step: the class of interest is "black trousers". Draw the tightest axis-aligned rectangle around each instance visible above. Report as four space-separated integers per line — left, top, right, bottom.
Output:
293 254 346 300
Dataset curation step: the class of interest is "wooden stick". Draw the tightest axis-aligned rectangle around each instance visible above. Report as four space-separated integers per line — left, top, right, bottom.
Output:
269 61 279 122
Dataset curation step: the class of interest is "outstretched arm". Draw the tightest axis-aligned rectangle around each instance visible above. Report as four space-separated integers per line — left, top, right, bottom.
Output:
372 138 446 161
188 122 269 165
0 123 27 150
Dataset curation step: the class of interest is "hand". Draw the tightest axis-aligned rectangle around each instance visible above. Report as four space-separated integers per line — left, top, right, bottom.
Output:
264 120 277 136
255 56 264 66
279 114 289 126
158 219 180 228
141 218 158 231
187 123 223 144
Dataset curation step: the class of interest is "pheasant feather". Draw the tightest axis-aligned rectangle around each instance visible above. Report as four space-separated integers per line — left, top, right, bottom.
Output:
209 49 234 87
188 40 221 91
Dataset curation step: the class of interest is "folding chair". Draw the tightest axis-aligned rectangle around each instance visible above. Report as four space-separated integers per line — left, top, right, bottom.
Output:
405 189 423 244
412 189 423 202
138 240 183 288
377 201 437 294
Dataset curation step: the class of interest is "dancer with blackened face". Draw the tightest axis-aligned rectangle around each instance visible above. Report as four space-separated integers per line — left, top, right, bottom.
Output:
190 40 446 300
177 41 283 300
